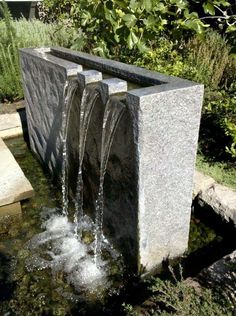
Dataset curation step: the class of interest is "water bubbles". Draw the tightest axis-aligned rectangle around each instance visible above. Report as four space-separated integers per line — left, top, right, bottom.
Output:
43 215 71 233
26 210 123 296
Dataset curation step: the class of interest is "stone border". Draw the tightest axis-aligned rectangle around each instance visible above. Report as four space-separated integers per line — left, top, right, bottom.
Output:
0 137 34 208
49 46 199 89
0 112 25 139
193 170 236 226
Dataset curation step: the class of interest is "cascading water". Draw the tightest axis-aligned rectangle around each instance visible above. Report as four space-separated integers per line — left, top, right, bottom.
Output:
94 96 126 264
24 79 124 297
74 85 99 234
61 79 79 217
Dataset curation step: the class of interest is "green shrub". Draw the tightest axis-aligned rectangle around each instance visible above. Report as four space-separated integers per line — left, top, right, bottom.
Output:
0 2 76 102
123 267 233 316
132 31 236 160
132 30 235 88
133 37 195 78
200 86 236 159
186 31 236 90
42 0 236 57
184 31 236 160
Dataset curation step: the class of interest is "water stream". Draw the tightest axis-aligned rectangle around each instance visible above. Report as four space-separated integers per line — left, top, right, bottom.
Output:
61 79 126 259
94 96 126 263
61 79 79 217
74 85 99 234
61 80 126 267
20 80 126 297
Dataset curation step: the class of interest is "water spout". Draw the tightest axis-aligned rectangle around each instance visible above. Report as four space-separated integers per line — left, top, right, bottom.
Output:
74 85 99 234
94 96 125 263
61 79 79 217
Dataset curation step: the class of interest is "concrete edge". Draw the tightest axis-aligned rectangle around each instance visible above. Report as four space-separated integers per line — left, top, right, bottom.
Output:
0 137 34 207
0 112 24 139
193 170 236 226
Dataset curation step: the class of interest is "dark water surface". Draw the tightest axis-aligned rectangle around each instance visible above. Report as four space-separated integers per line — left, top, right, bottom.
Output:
0 137 234 315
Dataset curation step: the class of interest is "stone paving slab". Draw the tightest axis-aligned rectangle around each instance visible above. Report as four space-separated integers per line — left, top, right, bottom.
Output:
0 113 23 139
0 202 21 217
193 170 236 226
0 137 34 208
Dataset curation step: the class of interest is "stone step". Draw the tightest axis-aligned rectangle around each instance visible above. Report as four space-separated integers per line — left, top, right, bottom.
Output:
0 137 34 215
0 112 25 139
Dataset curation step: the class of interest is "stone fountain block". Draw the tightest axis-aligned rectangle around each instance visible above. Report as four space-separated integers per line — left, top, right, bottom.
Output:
98 78 128 103
77 70 103 90
20 47 204 274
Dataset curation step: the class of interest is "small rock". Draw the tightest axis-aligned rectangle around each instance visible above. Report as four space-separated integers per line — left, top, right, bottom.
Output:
197 250 236 303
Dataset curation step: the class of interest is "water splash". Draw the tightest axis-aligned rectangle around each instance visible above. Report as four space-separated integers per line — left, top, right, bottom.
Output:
27 83 125 292
94 97 125 263
61 79 78 216
74 86 99 234
25 209 122 295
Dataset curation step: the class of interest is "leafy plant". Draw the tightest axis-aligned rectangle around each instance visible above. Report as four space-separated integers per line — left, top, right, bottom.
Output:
132 30 236 159
42 0 236 56
133 37 195 78
0 2 22 101
201 86 236 159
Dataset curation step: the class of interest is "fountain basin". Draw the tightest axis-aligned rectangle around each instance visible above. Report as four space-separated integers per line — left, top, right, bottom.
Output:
20 47 204 274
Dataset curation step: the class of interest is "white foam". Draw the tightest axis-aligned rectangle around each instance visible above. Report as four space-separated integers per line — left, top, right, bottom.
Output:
80 258 104 284
43 215 72 233
26 211 120 294
67 256 106 293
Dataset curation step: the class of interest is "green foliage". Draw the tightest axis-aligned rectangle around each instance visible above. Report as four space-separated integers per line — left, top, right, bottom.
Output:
186 31 236 90
184 31 236 160
0 2 75 102
196 153 236 189
124 267 233 316
0 4 21 101
132 31 236 160
132 30 235 89
148 277 232 315
123 303 138 316
133 37 195 77
188 215 218 253
201 86 236 159
42 0 236 56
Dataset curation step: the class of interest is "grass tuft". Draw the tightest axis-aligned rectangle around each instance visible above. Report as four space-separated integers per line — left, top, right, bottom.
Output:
196 154 236 190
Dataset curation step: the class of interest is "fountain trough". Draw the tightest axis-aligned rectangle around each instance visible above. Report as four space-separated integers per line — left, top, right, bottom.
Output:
20 47 204 274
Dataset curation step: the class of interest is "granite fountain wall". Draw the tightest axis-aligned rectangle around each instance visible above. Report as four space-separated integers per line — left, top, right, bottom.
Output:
20 47 204 274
